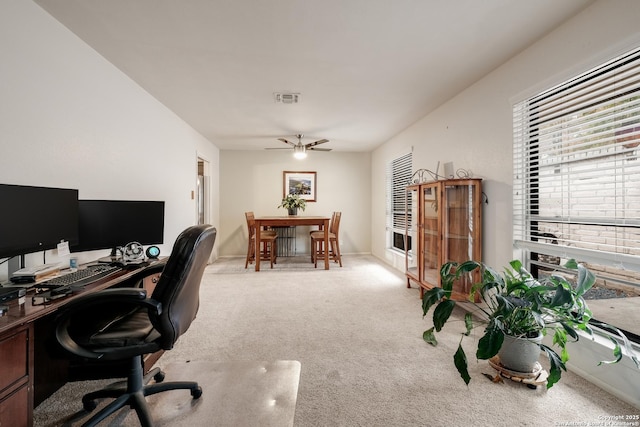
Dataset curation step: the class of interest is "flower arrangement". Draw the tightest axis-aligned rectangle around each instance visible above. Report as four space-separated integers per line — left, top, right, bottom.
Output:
278 194 306 212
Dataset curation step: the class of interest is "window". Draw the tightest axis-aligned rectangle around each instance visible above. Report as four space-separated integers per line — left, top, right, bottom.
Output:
513 47 640 339
386 152 412 252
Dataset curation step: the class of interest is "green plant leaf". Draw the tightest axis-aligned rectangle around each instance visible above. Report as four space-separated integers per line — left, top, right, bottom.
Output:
553 327 568 349
541 344 566 389
464 312 473 336
598 336 622 366
575 264 596 296
563 259 579 269
440 262 455 278
433 299 456 332
453 342 471 385
422 287 446 316
476 324 504 360
456 260 481 275
423 327 438 346
560 321 579 341
591 321 640 369
439 262 456 292
549 283 573 307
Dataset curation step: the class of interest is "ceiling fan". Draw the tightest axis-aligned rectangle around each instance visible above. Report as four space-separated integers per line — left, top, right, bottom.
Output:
266 134 331 159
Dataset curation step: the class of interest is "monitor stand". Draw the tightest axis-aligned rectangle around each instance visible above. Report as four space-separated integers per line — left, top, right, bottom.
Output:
97 247 123 264
97 247 147 266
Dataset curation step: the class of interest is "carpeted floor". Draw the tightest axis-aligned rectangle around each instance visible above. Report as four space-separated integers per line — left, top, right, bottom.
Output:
34 255 639 426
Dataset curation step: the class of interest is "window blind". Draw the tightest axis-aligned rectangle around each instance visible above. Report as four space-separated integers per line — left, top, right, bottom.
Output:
386 152 412 250
513 47 640 276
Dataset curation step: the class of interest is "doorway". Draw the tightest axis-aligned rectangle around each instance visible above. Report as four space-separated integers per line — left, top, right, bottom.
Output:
196 157 210 225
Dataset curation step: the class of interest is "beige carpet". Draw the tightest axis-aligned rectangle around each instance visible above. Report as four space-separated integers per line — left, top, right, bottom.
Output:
35 255 638 427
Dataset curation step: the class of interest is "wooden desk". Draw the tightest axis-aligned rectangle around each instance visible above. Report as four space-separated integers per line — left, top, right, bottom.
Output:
0 259 165 427
254 216 330 271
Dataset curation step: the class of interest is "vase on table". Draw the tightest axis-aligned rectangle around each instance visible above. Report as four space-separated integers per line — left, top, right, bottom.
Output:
288 208 298 216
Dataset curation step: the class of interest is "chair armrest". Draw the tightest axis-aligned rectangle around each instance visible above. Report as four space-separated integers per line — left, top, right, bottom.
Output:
55 288 162 359
59 288 158 312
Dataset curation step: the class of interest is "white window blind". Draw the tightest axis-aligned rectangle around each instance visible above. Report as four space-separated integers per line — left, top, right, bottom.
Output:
386 152 412 251
513 47 640 278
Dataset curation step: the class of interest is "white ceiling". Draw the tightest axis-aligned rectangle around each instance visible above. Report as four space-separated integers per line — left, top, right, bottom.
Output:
34 0 592 152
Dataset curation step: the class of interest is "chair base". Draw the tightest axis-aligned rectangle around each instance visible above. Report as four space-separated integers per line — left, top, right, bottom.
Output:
80 355 202 427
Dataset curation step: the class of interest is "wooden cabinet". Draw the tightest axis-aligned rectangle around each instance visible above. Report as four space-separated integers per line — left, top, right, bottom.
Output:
405 178 482 300
0 324 33 427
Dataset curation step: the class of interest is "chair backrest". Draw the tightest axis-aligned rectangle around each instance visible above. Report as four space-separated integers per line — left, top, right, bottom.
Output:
245 211 256 239
331 211 342 236
150 224 217 349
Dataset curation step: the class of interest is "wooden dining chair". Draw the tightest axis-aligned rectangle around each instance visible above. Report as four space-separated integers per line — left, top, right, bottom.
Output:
310 211 342 267
245 212 278 269
309 211 335 262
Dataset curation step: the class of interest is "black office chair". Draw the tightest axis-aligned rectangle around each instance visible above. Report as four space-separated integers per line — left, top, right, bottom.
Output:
55 225 217 427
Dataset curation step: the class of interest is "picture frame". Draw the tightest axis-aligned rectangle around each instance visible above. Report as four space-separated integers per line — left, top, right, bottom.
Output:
283 171 316 202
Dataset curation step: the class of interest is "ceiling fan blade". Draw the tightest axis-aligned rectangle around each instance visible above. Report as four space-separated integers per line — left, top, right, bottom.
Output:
308 148 332 151
305 138 329 148
278 138 296 147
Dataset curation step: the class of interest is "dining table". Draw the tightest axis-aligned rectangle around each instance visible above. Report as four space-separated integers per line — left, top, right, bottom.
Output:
253 215 331 271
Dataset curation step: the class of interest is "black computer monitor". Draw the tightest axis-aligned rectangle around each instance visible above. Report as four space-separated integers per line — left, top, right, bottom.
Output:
71 200 165 255
0 184 79 259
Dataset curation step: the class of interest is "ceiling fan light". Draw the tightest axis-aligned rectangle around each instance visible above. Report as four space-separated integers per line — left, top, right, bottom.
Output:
293 145 307 159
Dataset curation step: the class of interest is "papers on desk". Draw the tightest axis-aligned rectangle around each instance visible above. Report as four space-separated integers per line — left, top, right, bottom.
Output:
12 263 61 279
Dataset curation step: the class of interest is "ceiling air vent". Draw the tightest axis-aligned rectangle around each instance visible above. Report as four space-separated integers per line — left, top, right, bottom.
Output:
274 93 301 104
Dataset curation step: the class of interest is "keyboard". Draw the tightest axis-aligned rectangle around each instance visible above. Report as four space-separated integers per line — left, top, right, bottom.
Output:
40 264 121 289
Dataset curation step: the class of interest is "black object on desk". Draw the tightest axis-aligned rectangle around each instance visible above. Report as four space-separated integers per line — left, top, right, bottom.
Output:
9 276 35 284
0 287 26 303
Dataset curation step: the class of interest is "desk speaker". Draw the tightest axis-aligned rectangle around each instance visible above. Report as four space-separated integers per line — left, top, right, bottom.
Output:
146 245 160 259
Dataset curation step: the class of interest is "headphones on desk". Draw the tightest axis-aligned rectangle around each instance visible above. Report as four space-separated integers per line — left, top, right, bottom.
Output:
123 242 144 262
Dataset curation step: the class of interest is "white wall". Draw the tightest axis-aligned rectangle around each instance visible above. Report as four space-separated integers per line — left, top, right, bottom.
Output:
0 0 220 279
373 0 640 270
372 0 640 408
219 150 370 257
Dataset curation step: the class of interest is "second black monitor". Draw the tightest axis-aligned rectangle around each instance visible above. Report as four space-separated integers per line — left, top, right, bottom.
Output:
72 200 165 253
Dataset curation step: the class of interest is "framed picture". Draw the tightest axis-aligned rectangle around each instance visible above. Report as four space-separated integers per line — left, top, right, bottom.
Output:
283 171 316 202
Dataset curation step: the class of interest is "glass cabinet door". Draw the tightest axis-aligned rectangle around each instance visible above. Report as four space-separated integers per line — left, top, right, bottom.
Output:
422 184 439 286
442 181 481 295
405 186 419 281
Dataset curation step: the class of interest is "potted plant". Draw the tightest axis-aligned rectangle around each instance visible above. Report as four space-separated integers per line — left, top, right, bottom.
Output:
421 259 639 389
278 194 306 215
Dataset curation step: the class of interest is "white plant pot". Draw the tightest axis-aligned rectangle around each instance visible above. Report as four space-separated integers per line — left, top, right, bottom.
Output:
498 332 543 373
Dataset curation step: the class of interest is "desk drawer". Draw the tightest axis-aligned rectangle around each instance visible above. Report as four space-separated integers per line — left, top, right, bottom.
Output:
0 326 30 394
0 385 29 427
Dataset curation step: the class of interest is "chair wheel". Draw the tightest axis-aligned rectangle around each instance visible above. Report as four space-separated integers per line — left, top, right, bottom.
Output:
154 371 166 383
191 386 203 399
83 400 97 412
